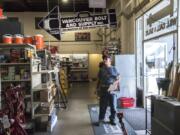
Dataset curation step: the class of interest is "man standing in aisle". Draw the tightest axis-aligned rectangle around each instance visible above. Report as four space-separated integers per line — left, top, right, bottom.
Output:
97 55 120 126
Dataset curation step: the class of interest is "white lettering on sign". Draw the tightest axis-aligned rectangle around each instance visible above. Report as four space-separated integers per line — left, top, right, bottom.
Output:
94 16 107 21
61 14 109 31
62 17 93 24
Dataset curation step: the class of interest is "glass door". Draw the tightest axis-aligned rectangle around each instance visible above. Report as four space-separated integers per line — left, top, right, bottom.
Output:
143 34 176 95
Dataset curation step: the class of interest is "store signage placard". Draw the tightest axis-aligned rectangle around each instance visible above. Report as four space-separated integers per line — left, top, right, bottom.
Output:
39 7 117 40
144 0 177 40
61 13 109 31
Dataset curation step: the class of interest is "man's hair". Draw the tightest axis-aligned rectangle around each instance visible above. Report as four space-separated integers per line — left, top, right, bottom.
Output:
102 55 111 60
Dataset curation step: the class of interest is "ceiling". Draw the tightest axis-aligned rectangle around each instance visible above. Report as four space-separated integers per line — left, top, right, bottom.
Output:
2 0 111 12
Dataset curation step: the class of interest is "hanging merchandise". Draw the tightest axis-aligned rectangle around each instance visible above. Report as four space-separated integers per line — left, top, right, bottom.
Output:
34 34 44 50
0 85 28 135
13 34 24 44
3 34 13 44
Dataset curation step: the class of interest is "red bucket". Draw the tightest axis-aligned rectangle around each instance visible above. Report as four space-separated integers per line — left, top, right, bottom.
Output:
119 97 135 108
3 34 13 44
14 34 24 44
34 34 44 50
0 8 3 17
24 35 33 44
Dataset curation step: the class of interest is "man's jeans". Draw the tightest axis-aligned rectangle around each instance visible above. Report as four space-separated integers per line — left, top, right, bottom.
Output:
99 88 117 121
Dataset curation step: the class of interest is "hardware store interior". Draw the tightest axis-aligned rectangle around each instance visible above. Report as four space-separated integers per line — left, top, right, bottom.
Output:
0 0 180 135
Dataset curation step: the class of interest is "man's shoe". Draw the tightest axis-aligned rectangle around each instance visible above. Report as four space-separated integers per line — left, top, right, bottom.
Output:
97 120 104 126
110 120 116 126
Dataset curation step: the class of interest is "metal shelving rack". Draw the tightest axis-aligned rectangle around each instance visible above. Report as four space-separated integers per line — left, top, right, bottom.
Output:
31 69 56 119
0 44 40 131
0 44 36 106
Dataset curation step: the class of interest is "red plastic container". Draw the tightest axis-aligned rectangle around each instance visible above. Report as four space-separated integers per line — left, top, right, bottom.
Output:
34 34 44 50
3 34 13 44
14 34 24 44
0 8 3 17
119 97 135 108
24 35 33 44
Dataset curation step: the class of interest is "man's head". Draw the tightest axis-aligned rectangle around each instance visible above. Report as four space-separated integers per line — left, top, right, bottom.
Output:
103 55 112 67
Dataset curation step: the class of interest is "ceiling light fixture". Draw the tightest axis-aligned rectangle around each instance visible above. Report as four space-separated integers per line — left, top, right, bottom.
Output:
62 0 68 3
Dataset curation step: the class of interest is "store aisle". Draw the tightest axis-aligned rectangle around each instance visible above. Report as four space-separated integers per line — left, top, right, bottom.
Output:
35 82 97 135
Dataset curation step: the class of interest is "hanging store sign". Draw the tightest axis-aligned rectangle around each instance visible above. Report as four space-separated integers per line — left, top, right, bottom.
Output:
39 8 117 40
144 0 177 40
61 12 109 31
38 6 61 40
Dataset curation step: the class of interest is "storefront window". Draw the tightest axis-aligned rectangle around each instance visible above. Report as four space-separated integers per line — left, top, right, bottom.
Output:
144 34 176 95
136 0 178 102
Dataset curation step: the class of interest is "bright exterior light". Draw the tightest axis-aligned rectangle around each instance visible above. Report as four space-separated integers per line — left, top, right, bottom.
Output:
62 0 68 3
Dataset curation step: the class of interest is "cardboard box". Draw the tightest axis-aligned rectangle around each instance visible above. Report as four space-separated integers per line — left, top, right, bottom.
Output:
40 90 52 102
39 100 54 114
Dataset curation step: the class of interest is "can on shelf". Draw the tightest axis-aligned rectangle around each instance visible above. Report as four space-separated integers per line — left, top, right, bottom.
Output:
34 34 44 50
3 34 13 44
14 34 24 44
24 35 33 44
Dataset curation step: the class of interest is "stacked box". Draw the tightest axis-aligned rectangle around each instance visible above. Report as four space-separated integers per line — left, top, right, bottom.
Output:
8 67 15 80
40 89 53 102
35 108 57 132
38 100 54 114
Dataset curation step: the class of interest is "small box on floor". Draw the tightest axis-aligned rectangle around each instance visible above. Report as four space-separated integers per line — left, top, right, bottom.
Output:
35 108 57 132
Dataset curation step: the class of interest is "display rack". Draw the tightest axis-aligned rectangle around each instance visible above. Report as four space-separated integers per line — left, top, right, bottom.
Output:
59 68 69 95
0 44 39 132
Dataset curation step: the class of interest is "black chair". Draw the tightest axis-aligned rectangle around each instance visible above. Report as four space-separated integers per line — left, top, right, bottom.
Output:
156 78 170 96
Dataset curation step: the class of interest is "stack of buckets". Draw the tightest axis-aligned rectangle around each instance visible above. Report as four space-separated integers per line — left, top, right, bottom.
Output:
2 34 45 50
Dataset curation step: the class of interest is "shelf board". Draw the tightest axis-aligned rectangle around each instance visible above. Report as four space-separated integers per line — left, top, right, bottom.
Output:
34 105 54 117
32 69 58 74
32 83 54 92
1 79 31 82
71 67 88 69
25 95 31 98
70 70 88 72
0 63 30 66
70 80 89 82
0 43 35 49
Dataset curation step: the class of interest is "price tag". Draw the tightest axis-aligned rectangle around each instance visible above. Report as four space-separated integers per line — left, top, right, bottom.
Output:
2 115 10 129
